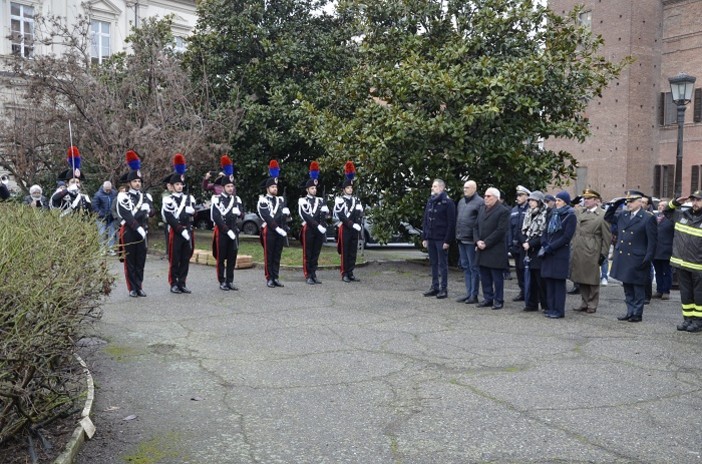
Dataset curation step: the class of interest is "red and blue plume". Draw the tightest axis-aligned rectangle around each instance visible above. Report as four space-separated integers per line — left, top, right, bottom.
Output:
220 155 234 176
66 146 81 170
126 150 140 170
173 153 186 175
268 160 280 178
309 161 319 180
344 161 356 181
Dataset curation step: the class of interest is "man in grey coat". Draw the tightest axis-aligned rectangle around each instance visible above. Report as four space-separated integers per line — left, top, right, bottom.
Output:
455 180 483 303
473 187 510 310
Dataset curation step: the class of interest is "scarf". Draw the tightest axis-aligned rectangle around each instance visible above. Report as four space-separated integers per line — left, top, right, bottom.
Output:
547 205 570 234
522 207 548 239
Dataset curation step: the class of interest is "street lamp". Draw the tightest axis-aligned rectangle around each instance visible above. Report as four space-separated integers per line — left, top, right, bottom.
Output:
669 72 697 198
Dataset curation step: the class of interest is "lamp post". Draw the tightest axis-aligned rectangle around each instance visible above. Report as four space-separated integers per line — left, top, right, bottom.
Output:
669 72 697 198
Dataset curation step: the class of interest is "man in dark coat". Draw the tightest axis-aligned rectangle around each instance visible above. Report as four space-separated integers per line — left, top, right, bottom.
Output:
605 190 657 322
653 198 674 300
473 187 510 309
93 181 117 253
455 180 483 304
422 179 456 299
509 185 531 301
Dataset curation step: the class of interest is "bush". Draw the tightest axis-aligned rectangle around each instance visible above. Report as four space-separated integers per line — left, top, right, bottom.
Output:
0 204 113 446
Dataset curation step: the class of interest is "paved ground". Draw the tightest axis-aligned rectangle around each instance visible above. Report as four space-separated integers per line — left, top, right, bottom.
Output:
75 252 702 463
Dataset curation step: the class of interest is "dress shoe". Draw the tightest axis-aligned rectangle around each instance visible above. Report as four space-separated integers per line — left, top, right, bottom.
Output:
652 293 663 299
512 294 524 302
423 288 439 297
227 282 238 291
342 275 351 283
572 307 588 312
179 286 192 294
436 290 448 299
546 313 564 319
628 316 642 323
313 276 322 284
465 296 478 304
128 290 139 298
220 282 230 291
617 314 632 321
137 290 147 297
455 295 469 303
306 277 316 285
348 275 360 282
585 308 597 314
644 299 651 305
567 287 580 295
170 285 182 294
273 279 284 287
661 293 670 300
266 280 276 288
492 303 503 310
522 307 538 312
476 300 493 308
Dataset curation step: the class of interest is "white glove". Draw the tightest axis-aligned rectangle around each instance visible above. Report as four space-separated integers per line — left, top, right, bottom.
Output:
320 205 329 213
355 204 363 211
275 227 287 237
185 206 195 215
181 230 191 241
282 207 290 216
67 183 78 193
140 203 150 213
317 225 327 234
232 207 240 216
137 227 147 239
227 230 236 241
352 223 362 232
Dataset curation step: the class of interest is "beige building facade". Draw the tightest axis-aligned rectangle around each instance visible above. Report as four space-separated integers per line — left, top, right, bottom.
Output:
547 0 702 201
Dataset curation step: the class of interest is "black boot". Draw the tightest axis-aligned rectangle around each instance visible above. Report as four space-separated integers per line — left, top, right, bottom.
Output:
677 317 692 331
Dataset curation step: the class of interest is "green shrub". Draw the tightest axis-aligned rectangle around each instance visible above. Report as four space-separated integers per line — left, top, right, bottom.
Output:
0 204 113 445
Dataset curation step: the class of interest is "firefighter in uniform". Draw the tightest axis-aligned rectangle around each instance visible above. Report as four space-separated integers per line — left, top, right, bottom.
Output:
116 150 155 297
257 160 290 288
162 154 195 294
298 161 329 285
604 190 657 322
211 155 244 291
334 161 363 283
664 191 702 332
51 146 91 215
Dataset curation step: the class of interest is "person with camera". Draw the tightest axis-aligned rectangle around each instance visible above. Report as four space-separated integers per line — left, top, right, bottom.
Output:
92 181 117 253
23 184 48 209
604 190 657 323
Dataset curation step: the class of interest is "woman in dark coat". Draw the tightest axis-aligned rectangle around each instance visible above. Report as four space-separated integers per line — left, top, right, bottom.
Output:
521 191 549 312
540 191 577 319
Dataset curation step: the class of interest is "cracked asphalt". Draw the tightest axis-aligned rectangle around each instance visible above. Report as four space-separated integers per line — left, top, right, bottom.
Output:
76 253 702 463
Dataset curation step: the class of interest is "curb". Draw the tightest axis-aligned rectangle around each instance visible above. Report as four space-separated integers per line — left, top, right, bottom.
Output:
53 354 95 464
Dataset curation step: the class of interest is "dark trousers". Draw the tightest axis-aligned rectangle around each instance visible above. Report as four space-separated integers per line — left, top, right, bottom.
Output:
677 268 702 318
479 266 504 305
427 239 449 291
622 283 646 318
525 268 547 310
168 229 193 287
262 226 284 281
302 224 324 279
215 228 238 284
119 225 146 292
544 278 566 317
338 226 359 277
514 249 525 293
645 263 653 301
653 259 672 295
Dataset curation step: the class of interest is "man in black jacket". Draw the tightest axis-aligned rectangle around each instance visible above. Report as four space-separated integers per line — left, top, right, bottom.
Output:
422 179 456 299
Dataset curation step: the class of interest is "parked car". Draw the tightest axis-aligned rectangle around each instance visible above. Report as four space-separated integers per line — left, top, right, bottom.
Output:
193 205 263 235
362 217 421 244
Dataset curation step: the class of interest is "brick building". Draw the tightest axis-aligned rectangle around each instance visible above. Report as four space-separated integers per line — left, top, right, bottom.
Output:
546 0 702 201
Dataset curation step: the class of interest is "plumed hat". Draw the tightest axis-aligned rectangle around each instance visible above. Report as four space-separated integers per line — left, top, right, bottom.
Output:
342 161 355 188
120 150 142 183
264 160 280 189
58 145 86 181
167 153 187 185
214 155 236 186
305 161 320 189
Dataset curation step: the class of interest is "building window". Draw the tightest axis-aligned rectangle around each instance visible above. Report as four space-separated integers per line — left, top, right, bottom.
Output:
578 11 592 30
659 92 678 126
173 36 186 53
91 20 111 64
654 164 675 198
11 3 34 58
691 165 702 194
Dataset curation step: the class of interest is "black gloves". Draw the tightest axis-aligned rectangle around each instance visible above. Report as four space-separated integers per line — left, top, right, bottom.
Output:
598 254 606 266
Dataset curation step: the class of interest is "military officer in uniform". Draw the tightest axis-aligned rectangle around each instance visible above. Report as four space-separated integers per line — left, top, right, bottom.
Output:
116 150 155 298
51 146 91 215
298 161 329 285
257 160 290 288
162 154 196 294
211 155 244 291
604 190 657 322
334 161 363 283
